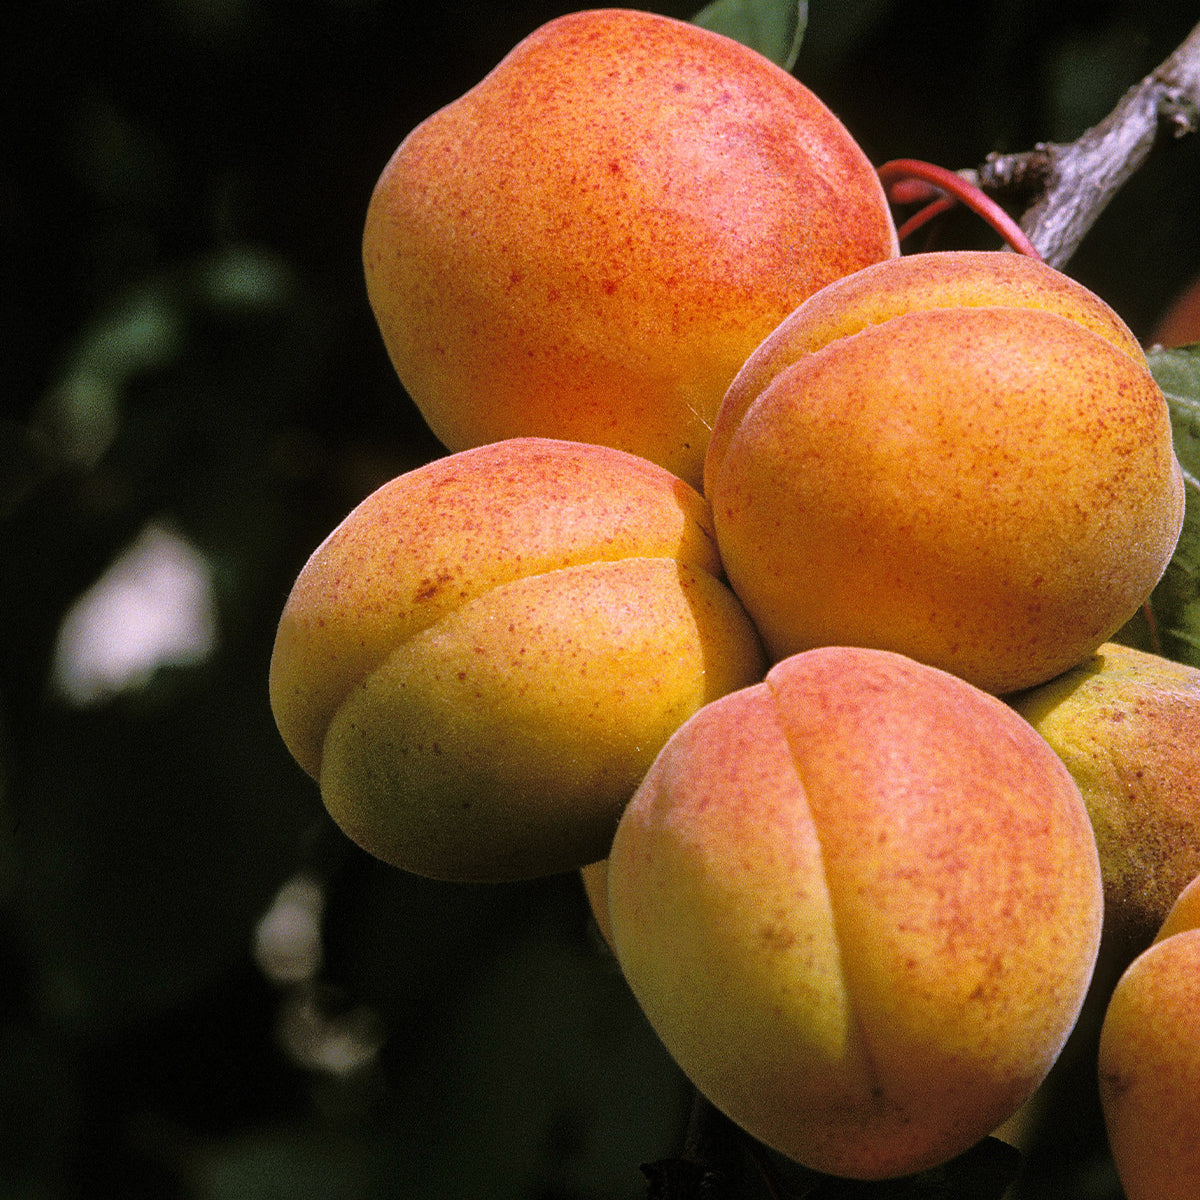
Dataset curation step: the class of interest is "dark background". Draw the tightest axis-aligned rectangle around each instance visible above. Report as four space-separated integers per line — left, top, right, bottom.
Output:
3 1 1200 1196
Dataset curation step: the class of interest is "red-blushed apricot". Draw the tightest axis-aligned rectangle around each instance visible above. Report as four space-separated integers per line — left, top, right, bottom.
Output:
1151 270 1200 347
1098 872 1200 1200
606 645 1103 1180
1009 642 1200 953
363 7 897 489
1154 870 1200 941
269 438 766 882
704 249 1147 490
705 252 1184 695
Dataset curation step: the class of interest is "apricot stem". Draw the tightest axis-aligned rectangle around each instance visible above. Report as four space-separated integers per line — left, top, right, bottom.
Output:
1143 599 1164 656
681 1088 743 1192
641 1088 745 1198
894 194 956 243
878 159 1043 260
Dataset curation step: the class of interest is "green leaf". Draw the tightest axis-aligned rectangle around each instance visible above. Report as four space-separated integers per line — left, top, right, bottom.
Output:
691 0 807 71
1138 345 1200 666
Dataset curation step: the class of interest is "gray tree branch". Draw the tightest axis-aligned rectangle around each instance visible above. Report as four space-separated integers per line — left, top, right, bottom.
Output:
973 19 1200 269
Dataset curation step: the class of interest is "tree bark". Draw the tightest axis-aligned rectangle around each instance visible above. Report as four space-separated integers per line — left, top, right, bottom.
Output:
975 19 1200 268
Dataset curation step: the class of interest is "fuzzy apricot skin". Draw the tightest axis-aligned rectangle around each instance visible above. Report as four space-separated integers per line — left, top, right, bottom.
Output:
704 251 1185 695
1099 873 1200 1200
1009 642 1200 953
363 8 897 490
269 437 766 883
1151 271 1200 347
606 645 1103 1181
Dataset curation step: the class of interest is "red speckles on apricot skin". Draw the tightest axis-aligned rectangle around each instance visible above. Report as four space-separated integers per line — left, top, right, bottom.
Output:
269 437 759 820
606 645 1100 1180
412 570 454 604
363 8 896 488
708 294 1181 694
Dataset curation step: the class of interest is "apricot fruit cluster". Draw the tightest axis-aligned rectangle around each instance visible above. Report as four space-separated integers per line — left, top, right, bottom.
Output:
269 5 1191 1188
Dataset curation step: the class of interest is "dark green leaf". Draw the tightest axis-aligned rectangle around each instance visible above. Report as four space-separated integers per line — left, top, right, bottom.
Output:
1137 346 1200 666
691 0 807 71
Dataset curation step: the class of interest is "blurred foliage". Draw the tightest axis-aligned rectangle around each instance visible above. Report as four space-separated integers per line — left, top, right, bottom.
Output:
2 0 1200 1197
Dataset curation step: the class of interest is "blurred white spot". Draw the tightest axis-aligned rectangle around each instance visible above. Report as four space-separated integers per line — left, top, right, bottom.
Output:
277 988 384 1076
39 289 185 468
253 874 326 986
51 521 217 705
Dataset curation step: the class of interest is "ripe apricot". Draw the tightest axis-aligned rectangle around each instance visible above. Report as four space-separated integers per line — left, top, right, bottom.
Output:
363 7 897 488
1151 270 1200 347
1010 641 1200 952
606 645 1102 1179
1099 872 1200 1200
705 251 1184 694
269 438 766 881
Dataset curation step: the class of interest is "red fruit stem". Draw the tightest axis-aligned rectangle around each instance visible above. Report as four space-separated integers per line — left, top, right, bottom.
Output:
894 194 957 243
878 158 1044 260
1143 600 1163 657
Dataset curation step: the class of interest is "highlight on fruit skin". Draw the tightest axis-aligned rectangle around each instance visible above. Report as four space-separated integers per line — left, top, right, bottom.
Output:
1009 641 1200 954
1098 871 1200 1200
268 437 766 883
606 645 1103 1181
362 6 898 490
704 250 1186 695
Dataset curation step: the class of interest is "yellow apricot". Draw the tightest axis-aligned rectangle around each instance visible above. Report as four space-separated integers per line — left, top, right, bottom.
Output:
705 251 1184 695
270 438 766 881
1010 641 1200 952
607 645 1102 1180
1099 872 1200 1200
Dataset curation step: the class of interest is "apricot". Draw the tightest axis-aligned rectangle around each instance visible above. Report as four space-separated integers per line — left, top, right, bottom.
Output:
704 250 1185 695
580 859 615 952
606 645 1103 1180
1009 641 1200 952
269 437 766 882
363 7 897 489
1151 269 1200 347
1098 872 1200 1200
